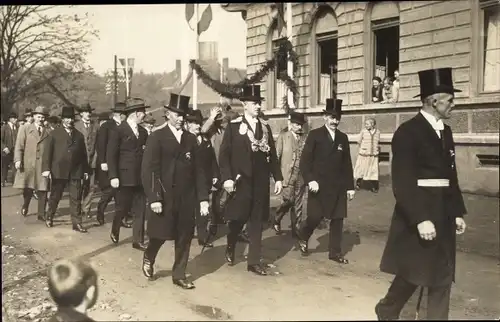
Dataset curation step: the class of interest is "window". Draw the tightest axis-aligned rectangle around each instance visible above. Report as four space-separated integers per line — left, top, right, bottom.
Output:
365 1 400 103
273 38 288 109
477 154 500 167
379 152 390 163
313 8 338 105
480 0 500 92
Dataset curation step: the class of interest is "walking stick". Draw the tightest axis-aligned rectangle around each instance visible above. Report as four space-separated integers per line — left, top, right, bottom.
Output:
415 286 424 320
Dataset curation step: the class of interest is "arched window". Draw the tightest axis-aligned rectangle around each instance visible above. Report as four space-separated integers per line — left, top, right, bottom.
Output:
364 1 400 103
311 6 338 106
267 18 288 109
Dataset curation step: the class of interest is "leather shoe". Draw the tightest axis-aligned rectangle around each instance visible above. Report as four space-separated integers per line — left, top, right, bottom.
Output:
72 223 88 233
329 254 349 264
225 245 235 266
375 300 397 321
198 241 213 248
33 191 39 200
21 207 28 217
173 278 195 290
247 264 268 276
132 242 147 251
272 222 282 235
237 231 249 243
45 216 53 228
110 231 119 244
296 239 309 256
142 256 154 280
96 217 105 226
121 220 132 228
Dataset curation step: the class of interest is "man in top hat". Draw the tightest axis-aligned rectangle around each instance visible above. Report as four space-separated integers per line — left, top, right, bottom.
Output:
375 68 467 320
94 102 127 226
24 108 34 125
186 108 221 248
42 106 90 233
47 258 98 322
272 111 307 236
107 98 149 251
1 112 19 186
141 93 209 289
141 113 156 135
12 106 51 220
46 115 61 130
74 103 99 219
219 84 283 276
295 98 355 264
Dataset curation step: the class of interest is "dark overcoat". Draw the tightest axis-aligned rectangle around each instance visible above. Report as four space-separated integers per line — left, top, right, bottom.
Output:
379 112 467 287
141 125 209 240
95 119 119 189
197 136 221 190
300 126 354 220
218 116 282 222
107 122 147 187
47 307 95 322
42 127 89 180
74 120 99 169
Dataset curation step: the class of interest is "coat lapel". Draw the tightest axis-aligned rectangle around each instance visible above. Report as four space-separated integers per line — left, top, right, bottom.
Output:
415 113 443 151
322 126 337 152
124 122 138 141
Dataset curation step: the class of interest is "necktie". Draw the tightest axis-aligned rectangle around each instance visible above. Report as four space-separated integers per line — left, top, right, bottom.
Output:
38 127 42 136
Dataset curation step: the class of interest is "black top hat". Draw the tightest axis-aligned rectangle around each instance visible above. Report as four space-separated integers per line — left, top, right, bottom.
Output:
289 111 306 125
61 106 76 119
97 112 110 121
124 97 150 113
24 109 33 117
324 99 343 118
186 109 203 124
111 102 127 113
165 93 191 115
240 84 265 102
414 68 462 99
78 103 94 113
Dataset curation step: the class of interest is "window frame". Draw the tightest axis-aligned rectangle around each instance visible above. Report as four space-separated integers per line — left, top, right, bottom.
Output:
272 37 288 109
316 31 339 105
477 0 500 94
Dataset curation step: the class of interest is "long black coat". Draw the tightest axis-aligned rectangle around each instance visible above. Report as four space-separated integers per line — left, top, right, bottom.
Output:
141 125 209 240
380 113 467 287
107 122 148 187
218 117 282 222
42 127 89 180
197 136 220 191
95 119 119 189
300 126 354 220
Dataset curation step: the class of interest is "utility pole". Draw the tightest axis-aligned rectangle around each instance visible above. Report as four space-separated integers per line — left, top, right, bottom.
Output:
113 55 118 107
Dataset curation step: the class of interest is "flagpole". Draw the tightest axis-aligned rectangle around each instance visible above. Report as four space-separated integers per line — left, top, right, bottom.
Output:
125 57 130 99
193 4 199 110
286 2 295 109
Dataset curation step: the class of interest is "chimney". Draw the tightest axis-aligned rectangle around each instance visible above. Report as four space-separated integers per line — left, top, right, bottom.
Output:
175 59 181 81
222 58 229 82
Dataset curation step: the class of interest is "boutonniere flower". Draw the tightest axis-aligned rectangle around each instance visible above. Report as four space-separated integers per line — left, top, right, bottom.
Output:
142 145 146 150
185 152 191 160
449 149 455 157
239 123 248 135
337 144 343 151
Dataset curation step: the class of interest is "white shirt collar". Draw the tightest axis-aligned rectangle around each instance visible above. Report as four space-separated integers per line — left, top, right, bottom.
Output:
8 122 16 128
244 112 258 124
420 109 444 131
112 115 121 125
127 118 137 129
324 125 336 140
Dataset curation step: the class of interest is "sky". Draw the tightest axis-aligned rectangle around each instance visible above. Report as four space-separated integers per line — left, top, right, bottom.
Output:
53 4 247 78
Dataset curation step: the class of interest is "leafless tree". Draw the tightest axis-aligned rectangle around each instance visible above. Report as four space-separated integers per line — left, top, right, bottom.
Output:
0 5 99 118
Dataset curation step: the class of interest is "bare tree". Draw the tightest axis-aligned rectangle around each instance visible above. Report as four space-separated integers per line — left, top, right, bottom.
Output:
0 5 99 118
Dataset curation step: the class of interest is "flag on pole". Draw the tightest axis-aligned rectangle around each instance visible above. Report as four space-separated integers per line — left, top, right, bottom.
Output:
198 4 212 35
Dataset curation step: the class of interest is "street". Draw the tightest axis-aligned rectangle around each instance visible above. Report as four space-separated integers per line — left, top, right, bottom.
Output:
1 180 499 321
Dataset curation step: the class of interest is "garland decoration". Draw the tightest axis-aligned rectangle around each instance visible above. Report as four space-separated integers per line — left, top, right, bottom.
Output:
189 39 299 111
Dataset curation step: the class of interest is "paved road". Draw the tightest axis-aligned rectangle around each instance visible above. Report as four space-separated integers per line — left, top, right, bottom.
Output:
1 183 499 320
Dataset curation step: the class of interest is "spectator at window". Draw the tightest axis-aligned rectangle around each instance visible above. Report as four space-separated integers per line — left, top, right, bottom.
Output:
381 77 396 104
392 70 400 102
372 76 383 103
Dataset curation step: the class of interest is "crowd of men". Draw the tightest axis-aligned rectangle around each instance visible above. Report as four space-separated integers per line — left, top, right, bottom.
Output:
2 67 468 320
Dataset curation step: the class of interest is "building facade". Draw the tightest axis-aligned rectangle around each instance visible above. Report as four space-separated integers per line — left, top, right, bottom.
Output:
223 1 500 196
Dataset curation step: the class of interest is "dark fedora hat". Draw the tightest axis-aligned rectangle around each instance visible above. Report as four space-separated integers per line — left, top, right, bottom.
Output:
111 102 127 113
124 97 150 113
324 99 343 118
78 103 95 113
97 112 110 122
8 112 18 119
414 67 461 99
47 115 61 124
186 109 203 124
165 93 191 115
240 84 265 102
60 106 76 119
24 109 33 117
289 111 306 125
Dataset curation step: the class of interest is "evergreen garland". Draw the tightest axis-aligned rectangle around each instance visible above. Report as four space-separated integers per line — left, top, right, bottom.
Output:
189 39 299 111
